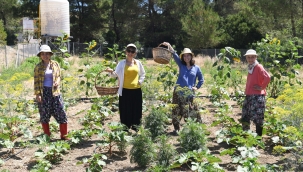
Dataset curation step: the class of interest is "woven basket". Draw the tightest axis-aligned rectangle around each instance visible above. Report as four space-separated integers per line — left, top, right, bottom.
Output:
95 71 119 96
152 43 172 64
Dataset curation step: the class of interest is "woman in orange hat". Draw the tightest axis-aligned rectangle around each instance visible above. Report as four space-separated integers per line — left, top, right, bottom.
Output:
162 42 204 135
34 45 69 140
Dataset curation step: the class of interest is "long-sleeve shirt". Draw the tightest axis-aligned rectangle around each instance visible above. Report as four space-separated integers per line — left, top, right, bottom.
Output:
245 64 271 95
172 52 204 89
114 59 145 96
34 60 61 96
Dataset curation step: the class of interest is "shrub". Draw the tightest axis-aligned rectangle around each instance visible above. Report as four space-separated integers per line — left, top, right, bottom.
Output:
130 126 155 167
143 107 169 140
178 118 208 152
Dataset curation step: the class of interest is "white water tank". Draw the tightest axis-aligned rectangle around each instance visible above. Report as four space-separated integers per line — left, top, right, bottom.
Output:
40 0 70 36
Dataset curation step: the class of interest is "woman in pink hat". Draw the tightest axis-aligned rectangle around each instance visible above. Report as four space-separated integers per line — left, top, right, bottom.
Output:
105 43 146 132
34 45 69 140
162 42 204 135
241 49 271 136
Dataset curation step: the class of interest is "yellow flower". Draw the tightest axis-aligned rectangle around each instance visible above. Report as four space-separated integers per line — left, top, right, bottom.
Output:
233 57 241 63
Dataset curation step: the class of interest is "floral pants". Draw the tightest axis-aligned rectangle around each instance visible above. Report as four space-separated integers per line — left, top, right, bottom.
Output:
38 87 68 124
241 95 265 130
172 89 202 130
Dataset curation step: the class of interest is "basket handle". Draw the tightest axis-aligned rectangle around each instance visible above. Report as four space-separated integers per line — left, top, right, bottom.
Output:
157 43 174 53
94 70 120 87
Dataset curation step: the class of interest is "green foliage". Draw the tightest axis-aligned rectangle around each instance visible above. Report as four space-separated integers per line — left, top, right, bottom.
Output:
154 135 176 167
211 47 242 106
130 126 156 167
143 107 169 140
78 48 117 97
178 118 208 152
0 56 39 82
212 106 264 148
219 12 263 48
253 35 302 98
97 122 131 155
77 153 107 172
105 43 125 62
179 0 221 48
30 158 52 172
68 128 97 145
156 64 178 92
264 98 303 148
34 141 70 164
80 40 98 65
80 97 115 128
273 84 303 131
0 20 7 45
170 149 223 171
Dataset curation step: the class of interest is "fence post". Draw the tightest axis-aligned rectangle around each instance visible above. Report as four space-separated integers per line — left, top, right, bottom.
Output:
5 45 7 69
23 44 25 62
16 44 19 67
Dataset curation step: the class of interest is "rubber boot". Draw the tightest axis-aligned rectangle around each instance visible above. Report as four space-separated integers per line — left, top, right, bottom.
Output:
59 123 70 140
41 123 51 136
256 124 263 136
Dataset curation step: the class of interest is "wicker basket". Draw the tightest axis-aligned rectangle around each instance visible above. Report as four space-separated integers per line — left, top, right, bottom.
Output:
95 71 119 96
152 43 172 64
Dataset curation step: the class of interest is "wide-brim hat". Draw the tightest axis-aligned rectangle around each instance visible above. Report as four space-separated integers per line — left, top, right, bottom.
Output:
126 43 137 51
244 49 258 56
180 48 194 58
37 45 53 56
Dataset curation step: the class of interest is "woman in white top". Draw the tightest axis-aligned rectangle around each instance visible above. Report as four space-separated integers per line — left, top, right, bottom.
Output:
105 43 145 131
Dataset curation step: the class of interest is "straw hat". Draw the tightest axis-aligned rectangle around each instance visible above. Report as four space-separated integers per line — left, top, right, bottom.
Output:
180 48 194 58
244 49 258 56
37 45 53 56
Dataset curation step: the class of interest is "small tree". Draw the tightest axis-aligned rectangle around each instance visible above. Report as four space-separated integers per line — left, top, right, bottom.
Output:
0 20 7 45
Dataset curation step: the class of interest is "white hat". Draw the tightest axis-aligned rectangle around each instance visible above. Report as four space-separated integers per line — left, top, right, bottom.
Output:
244 49 258 56
180 48 194 59
37 45 53 56
126 43 137 50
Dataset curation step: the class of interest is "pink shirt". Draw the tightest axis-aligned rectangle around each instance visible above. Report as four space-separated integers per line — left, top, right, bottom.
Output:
245 64 271 95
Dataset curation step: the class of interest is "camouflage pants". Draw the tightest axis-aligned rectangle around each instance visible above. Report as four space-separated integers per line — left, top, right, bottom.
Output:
172 90 202 130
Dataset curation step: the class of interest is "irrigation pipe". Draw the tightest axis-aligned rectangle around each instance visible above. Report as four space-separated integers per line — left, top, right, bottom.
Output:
4 146 28 162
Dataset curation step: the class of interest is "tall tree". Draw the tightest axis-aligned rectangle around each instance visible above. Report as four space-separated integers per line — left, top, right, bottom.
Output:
176 0 221 48
69 0 111 43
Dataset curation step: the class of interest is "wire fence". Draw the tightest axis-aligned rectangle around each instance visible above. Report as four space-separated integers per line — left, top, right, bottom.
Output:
1 43 303 72
0 42 228 72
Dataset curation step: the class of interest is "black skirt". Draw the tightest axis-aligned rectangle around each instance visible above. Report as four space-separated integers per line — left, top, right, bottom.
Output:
119 88 142 129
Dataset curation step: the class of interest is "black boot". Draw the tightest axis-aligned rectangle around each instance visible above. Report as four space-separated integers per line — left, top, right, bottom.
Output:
256 125 263 136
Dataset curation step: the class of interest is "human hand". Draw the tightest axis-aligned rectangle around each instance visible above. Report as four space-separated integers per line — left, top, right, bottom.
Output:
54 82 59 89
105 67 113 73
162 42 174 52
36 95 42 103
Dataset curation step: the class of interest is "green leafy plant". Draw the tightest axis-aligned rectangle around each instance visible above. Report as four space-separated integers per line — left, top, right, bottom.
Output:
97 122 131 155
154 135 176 167
143 107 169 140
253 35 302 98
178 118 208 152
130 126 156 167
34 141 70 164
81 40 98 65
77 153 107 172
170 149 223 171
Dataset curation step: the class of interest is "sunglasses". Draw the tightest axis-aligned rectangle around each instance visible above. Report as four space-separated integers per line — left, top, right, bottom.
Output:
126 49 136 54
